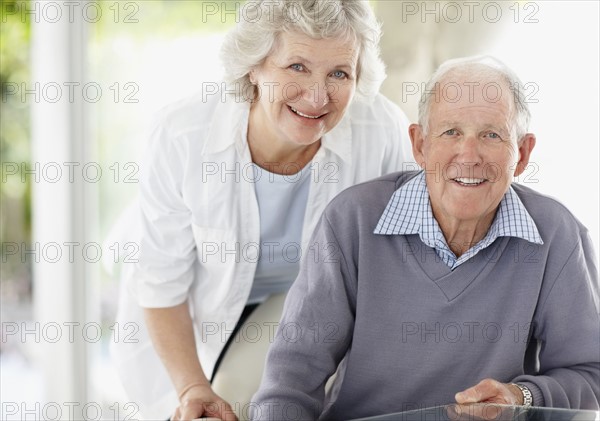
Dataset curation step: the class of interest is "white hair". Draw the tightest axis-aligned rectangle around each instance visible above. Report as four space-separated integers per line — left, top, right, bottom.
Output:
418 55 532 141
220 0 386 101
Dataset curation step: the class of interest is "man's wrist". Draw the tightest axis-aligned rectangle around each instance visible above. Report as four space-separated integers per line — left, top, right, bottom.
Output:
511 383 533 407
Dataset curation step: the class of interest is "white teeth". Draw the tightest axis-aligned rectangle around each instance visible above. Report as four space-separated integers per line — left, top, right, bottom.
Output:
290 106 321 119
455 177 485 185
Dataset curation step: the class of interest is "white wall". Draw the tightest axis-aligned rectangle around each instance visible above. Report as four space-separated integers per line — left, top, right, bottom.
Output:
377 1 599 254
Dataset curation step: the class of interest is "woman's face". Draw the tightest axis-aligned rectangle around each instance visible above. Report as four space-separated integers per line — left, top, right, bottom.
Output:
249 31 359 149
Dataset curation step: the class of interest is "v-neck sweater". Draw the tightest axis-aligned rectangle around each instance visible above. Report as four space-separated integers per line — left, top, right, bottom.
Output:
252 171 600 420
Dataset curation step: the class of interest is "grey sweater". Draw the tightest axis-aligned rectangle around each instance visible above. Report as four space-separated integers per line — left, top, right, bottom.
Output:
251 171 600 420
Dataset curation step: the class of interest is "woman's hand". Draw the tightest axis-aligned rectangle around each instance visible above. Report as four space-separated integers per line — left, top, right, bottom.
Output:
144 304 238 420
172 384 238 421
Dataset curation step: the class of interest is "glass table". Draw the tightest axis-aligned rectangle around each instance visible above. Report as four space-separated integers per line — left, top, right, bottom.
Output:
350 404 600 421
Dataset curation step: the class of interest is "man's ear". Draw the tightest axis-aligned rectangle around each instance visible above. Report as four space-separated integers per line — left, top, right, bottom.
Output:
409 124 427 168
514 133 536 177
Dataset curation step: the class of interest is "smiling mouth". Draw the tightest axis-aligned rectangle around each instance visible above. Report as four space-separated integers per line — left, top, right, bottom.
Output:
453 177 486 186
288 105 326 119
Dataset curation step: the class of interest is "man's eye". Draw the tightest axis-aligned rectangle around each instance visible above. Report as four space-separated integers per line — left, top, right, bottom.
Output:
290 64 304 71
331 70 348 79
485 132 502 140
443 129 458 136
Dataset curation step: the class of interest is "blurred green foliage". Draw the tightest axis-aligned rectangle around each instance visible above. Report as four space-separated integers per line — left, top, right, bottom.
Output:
0 0 245 299
94 0 237 39
1 0 32 296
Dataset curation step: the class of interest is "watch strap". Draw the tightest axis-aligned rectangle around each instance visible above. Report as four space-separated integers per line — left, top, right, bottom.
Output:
512 383 533 407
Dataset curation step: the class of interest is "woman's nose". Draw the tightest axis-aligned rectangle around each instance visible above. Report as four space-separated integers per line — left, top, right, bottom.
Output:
301 79 329 109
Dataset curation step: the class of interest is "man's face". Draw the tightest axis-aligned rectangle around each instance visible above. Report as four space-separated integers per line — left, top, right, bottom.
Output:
410 73 536 231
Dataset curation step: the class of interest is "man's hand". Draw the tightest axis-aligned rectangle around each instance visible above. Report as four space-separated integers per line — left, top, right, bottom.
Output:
449 379 525 420
455 378 523 406
171 384 238 421
446 403 519 421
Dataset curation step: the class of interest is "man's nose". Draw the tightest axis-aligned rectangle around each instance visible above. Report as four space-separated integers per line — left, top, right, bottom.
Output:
456 133 483 164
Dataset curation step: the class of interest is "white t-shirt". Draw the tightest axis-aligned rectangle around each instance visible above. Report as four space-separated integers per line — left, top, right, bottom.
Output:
248 164 312 304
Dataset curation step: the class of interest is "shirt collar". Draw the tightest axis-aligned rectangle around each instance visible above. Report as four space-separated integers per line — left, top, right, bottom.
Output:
201 92 353 163
487 186 543 244
374 171 543 245
201 95 250 157
374 171 427 236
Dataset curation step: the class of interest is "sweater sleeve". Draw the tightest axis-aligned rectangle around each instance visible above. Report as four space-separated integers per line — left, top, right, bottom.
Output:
513 229 600 409
251 213 357 421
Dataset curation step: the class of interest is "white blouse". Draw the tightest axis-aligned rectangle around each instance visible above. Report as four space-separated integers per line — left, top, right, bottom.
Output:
111 90 413 419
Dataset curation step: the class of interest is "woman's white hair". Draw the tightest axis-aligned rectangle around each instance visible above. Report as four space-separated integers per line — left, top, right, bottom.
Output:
418 55 532 141
220 0 386 101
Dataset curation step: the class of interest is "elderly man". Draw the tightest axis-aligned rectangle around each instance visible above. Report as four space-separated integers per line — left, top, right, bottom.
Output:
250 56 600 420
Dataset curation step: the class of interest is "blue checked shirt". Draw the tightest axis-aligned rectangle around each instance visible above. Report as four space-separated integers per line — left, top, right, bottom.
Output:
374 172 543 270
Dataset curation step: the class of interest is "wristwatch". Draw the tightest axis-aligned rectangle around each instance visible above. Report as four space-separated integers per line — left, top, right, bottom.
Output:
512 383 533 407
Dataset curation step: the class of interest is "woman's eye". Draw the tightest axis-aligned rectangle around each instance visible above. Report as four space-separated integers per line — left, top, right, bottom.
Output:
290 63 304 71
331 70 347 79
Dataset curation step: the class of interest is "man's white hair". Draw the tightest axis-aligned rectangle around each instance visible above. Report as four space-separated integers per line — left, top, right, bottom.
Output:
418 55 532 141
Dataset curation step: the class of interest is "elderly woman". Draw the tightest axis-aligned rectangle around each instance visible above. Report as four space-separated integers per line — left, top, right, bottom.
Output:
111 1 412 420
251 56 600 420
